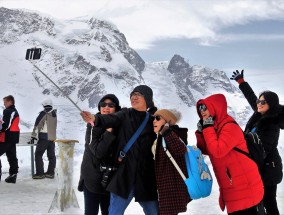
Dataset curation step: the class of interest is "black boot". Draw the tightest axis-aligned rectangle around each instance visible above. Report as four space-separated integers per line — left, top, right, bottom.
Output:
5 174 17 184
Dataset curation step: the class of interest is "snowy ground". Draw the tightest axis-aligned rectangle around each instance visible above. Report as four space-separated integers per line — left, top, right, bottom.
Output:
0 133 283 215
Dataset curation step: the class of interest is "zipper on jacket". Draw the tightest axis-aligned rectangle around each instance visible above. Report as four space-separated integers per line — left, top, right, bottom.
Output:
88 126 94 145
226 167 232 185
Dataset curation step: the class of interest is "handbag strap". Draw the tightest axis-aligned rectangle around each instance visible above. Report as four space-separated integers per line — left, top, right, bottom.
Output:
118 112 149 162
162 137 187 180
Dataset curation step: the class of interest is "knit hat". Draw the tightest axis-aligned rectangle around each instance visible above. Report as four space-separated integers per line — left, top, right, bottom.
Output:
154 109 181 125
98 94 121 111
130 85 154 108
42 98 53 107
260 91 280 113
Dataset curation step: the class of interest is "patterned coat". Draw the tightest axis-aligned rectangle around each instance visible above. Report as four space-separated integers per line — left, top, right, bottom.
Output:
154 125 191 215
196 94 264 213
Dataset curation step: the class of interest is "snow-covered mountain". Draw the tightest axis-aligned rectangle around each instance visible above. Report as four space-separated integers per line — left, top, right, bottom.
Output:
0 7 283 215
0 7 250 143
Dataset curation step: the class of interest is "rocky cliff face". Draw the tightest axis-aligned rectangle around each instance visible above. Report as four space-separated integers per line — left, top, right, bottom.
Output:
167 54 238 105
0 7 251 132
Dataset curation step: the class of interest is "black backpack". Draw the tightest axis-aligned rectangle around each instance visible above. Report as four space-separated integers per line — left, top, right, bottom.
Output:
234 131 267 172
221 121 266 173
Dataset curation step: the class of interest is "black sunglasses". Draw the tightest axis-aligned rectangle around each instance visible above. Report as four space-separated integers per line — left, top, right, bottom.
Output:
153 115 161 121
256 99 267 105
199 104 207 112
99 102 116 108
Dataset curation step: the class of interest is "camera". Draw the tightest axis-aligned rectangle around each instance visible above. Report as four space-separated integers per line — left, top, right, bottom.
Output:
100 165 117 188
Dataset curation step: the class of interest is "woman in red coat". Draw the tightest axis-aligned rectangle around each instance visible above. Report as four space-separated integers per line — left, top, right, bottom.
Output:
152 109 191 215
195 94 264 215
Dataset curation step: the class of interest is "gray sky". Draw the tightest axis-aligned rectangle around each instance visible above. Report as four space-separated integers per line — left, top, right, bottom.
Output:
1 0 284 80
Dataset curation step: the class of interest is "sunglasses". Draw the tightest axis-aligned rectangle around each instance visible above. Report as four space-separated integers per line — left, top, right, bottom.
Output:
99 102 116 108
131 92 144 98
256 99 267 105
153 115 161 121
198 104 207 112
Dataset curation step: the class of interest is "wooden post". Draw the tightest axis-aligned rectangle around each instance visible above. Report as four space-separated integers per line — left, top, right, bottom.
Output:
48 139 79 213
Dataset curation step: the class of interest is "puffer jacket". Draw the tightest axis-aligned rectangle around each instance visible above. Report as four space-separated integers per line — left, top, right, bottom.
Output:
196 94 264 213
240 81 283 186
78 122 117 194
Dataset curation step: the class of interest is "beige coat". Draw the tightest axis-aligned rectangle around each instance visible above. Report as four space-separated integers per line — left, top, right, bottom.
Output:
32 109 57 141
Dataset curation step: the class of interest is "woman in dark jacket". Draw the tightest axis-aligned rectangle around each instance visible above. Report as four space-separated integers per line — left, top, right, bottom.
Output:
231 70 284 215
78 94 121 215
152 109 191 215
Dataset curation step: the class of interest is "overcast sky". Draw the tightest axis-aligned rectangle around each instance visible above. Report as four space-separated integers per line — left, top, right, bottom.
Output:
1 0 284 86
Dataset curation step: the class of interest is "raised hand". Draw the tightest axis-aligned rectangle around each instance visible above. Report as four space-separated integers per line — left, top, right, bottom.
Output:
230 70 244 84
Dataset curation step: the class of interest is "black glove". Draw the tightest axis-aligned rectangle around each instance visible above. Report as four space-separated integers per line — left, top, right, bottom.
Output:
203 116 214 129
197 120 203 133
230 70 244 83
159 123 170 136
28 137 37 144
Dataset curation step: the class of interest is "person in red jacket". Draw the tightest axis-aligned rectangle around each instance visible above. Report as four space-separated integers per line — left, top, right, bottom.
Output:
195 93 264 215
0 95 20 183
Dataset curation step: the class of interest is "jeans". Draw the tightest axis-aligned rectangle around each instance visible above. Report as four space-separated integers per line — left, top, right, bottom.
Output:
108 187 158 215
83 184 110 215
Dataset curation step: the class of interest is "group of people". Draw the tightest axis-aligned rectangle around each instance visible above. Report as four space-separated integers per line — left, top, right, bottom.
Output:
79 70 283 215
0 69 283 215
0 96 57 183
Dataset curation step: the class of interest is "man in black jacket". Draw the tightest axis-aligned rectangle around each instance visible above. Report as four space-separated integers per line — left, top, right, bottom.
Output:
0 95 20 183
81 85 158 215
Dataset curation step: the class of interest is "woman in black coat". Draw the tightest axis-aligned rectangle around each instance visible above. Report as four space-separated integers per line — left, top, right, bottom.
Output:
231 70 284 215
78 94 121 215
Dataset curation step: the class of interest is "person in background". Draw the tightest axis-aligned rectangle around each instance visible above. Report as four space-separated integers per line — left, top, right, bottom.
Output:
195 93 264 215
0 95 20 183
81 85 159 215
151 109 191 215
231 70 284 215
29 99 57 179
78 94 121 215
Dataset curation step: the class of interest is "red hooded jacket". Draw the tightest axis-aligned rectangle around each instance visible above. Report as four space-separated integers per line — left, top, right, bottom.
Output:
195 94 263 213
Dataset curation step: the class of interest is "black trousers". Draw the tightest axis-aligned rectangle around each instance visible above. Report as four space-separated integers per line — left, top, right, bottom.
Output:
263 184 279 215
35 139 56 175
0 142 19 175
83 184 110 215
228 200 265 215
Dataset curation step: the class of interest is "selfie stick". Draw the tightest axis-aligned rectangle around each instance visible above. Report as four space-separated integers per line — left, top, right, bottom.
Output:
31 63 82 112
26 48 94 126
